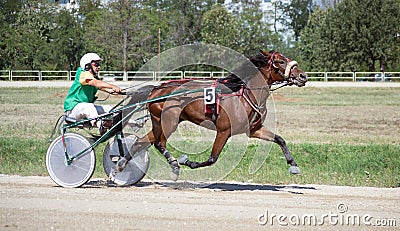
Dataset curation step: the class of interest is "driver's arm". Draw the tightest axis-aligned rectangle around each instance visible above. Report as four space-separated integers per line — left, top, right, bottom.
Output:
79 71 122 93
86 79 121 93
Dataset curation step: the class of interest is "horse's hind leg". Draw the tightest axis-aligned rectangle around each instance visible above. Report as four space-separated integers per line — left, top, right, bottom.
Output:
153 133 180 181
154 143 180 180
116 115 180 181
179 130 230 169
149 113 181 180
250 126 300 174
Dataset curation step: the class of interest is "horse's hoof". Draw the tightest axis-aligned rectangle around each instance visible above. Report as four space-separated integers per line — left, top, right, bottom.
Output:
170 165 180 181
289 166 301 175
178 154 188 165
169 159 180 181
108 167 117 181
116 157 128 172
170 171 179 181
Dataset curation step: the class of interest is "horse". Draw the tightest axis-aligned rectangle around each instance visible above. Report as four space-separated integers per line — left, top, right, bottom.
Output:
117 50 308 180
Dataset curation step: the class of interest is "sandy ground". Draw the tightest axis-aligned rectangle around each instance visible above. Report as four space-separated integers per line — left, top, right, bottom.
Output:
0 175 398 230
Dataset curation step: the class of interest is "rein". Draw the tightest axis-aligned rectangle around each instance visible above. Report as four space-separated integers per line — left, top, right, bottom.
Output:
270 82 291 92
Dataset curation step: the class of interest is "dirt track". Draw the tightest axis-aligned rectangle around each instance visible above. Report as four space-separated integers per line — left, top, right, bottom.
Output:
0 175 398 230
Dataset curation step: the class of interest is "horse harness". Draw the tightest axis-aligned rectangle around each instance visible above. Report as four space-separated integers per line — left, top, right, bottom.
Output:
204 52 300 131
205 79 268 132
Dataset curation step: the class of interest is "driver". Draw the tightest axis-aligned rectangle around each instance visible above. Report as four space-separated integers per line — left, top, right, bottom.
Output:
64 52 122 135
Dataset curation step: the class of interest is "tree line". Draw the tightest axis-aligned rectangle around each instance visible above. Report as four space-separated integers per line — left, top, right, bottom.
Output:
0 0 399 72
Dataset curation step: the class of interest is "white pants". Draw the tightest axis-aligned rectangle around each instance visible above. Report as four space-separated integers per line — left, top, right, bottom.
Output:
66 103 112 127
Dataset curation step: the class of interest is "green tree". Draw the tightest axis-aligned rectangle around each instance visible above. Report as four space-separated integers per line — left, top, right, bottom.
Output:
4 0 57 70
77 0 102 16
51 8 84 70
299 0 400 72
0 0 24 68
201 4 239 49
145 0 215 46
1 0 85 70
298 8 330 71
0 9 9 69
234 1 273 56
0 0 23 24
282 0 314 42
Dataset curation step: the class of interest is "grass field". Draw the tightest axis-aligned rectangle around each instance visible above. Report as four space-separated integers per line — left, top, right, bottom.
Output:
0 86 399 187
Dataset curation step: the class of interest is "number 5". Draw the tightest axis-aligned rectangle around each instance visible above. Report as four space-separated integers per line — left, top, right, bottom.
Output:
204 87 215 104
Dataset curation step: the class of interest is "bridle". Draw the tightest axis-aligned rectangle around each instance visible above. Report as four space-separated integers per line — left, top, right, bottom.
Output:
240 51 300 130
264 51 299 89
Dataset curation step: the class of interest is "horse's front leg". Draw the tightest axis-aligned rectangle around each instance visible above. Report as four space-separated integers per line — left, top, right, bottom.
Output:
179 131 230 169
249 126 300 175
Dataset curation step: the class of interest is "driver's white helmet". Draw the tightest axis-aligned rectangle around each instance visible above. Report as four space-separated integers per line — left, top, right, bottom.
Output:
80 53 101 70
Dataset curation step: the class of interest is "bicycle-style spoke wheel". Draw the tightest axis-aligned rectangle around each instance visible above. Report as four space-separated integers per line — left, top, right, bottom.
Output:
46 133 96 188
103 135 150 186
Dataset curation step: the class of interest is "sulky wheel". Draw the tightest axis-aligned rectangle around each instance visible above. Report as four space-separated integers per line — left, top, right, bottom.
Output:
46 133 96 188
103 134 150 186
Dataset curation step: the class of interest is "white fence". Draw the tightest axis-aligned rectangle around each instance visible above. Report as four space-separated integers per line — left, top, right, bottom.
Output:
0 70 399 82
307 72 399 82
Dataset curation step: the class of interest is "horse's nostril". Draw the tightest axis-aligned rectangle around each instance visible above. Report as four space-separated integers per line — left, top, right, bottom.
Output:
300 73 308 81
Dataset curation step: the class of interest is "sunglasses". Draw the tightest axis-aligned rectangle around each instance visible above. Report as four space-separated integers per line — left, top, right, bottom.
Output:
92 62 101 67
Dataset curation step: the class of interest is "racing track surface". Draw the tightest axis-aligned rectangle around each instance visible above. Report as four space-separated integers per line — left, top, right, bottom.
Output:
0 175 398 230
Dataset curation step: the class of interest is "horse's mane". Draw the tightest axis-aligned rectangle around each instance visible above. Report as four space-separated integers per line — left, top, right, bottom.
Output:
218 52 269 92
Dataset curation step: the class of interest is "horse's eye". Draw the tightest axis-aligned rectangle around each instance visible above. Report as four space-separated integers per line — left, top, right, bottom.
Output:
278 60 285 65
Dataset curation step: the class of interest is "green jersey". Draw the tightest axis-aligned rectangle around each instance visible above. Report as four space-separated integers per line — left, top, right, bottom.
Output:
64 67 99 112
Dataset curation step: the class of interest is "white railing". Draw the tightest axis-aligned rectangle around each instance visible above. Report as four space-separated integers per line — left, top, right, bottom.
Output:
0 70 399 82
184 71 213 79
10 70 40 81
154 71 183 81
0 70 10 80
303 72 399 82
41 71 70 81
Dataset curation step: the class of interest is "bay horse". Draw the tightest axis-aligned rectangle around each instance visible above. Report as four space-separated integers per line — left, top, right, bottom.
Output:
117 50 308 180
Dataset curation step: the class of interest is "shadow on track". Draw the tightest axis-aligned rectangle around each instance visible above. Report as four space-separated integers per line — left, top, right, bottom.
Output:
85 179 316 194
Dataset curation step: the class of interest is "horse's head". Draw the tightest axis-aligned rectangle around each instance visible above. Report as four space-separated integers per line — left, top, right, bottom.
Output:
258 50 308 87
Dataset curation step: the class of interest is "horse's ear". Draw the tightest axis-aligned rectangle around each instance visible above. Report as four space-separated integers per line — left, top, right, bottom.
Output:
259 50 269 57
